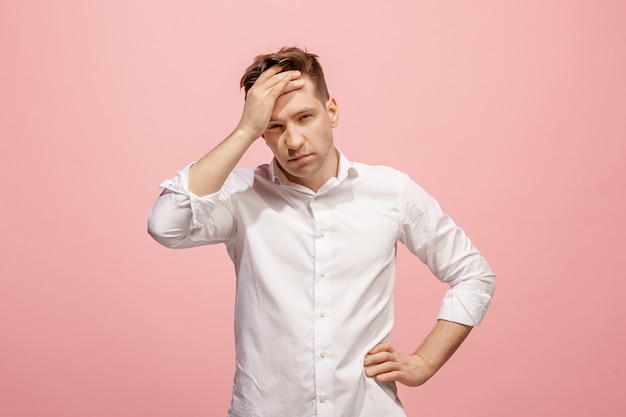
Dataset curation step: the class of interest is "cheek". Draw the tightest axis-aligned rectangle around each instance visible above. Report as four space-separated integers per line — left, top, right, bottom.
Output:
263 135 277 147
313 123 332 142
263 136 282 154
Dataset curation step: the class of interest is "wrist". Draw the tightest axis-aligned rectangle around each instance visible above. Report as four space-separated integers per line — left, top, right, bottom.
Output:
231 125 260 145
412 352 439 375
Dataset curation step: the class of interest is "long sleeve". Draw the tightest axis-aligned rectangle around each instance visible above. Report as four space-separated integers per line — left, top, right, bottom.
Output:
399 173 495 326
147 163 236 248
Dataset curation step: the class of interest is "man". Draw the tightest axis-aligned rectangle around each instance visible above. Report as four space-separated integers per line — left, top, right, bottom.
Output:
148 47 495 417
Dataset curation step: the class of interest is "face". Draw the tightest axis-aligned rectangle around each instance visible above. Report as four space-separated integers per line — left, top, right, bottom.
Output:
263 77 339 192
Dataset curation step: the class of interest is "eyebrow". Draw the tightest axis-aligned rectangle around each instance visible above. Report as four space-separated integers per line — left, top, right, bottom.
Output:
270 107 317 122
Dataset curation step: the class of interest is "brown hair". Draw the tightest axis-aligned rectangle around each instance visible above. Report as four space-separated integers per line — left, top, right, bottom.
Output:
240 46 330 100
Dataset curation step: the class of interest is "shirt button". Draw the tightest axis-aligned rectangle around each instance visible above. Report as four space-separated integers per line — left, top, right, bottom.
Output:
320 311 326 318
320 396 327 403
320 271 326 277
319 229 326 237
320 352 326 358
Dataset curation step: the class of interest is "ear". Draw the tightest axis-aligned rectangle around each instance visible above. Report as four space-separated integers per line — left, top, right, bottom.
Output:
326 98 339 128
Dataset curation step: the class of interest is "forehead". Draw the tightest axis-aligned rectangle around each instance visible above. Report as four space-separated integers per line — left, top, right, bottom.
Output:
272 77 325 117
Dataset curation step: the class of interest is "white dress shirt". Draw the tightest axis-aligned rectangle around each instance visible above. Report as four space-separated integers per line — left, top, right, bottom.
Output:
148 152 495 417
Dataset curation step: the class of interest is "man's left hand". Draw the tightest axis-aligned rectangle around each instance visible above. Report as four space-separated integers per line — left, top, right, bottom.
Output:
363 343 435 387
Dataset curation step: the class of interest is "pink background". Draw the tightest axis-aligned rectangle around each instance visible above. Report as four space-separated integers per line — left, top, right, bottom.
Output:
2 1 625 416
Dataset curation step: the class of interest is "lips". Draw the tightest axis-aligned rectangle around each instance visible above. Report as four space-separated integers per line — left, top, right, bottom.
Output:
288 154 311 162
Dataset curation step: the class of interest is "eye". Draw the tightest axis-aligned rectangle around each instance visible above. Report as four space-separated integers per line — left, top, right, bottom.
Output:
299 114 312 121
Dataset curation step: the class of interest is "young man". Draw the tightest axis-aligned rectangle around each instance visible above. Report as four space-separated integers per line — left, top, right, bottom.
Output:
148 47 495 417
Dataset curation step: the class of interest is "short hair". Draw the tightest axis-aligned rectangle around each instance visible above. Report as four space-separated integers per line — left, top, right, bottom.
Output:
240 46 330 100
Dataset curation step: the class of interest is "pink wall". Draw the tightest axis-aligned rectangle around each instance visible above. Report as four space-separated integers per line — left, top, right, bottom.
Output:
1 1 625 416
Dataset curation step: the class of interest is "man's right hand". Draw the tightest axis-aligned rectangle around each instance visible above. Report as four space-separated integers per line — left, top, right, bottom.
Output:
235 65 305 141
187 65 305 197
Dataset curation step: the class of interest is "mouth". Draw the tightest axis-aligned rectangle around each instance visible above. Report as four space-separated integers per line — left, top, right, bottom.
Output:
288 154 312 162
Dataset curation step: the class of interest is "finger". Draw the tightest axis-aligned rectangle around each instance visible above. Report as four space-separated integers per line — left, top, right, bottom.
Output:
249 71 301 102
364 360 400 377
368 342 394 354
255 64 286 82
272 71 303 93
261 74 306 103
280 79 306 95
375 370 403 383
256 66 301 89
363 350 395 366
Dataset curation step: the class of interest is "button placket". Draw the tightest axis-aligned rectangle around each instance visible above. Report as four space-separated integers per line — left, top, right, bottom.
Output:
311 198 333 414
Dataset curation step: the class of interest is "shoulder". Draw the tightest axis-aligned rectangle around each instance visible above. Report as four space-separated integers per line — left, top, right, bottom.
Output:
353 161 438 211
352 161 404 178
351 161 418 190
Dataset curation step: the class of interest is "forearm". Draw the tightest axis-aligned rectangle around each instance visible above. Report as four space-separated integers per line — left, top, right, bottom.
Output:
364 319 473 387
413 319 472 377
188 66 305 197
188 129 255 197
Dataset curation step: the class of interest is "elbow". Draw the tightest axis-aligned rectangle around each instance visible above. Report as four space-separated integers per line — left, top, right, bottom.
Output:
147 191 196 248
147 215 187 249
479 273 496 298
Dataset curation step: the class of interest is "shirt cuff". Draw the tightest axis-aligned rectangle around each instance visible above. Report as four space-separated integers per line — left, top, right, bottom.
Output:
159 162 195 194
437 286 494 326
158 162 221 230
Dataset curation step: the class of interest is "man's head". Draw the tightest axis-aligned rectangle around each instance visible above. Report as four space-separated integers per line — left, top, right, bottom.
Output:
240 47 330 101
239 47 339 192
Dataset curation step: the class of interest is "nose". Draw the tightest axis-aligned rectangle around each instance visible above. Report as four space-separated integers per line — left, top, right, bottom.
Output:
284 124 304 150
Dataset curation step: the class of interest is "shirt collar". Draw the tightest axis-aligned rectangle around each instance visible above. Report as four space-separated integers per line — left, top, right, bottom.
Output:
269 148 360 187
